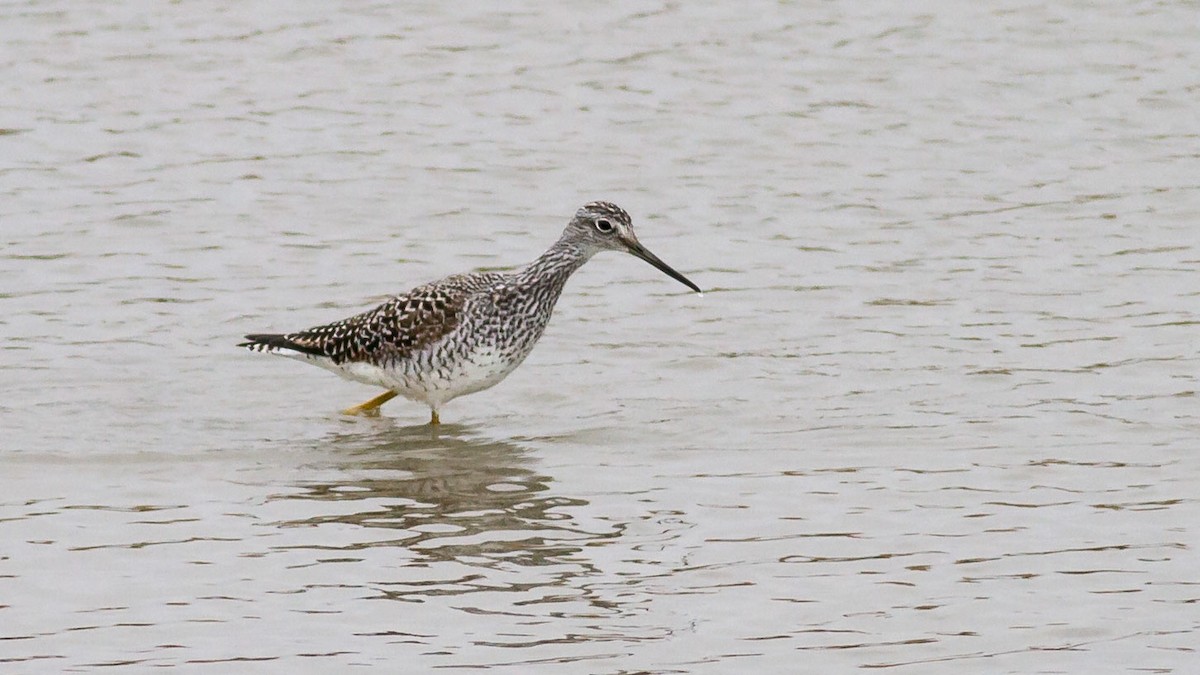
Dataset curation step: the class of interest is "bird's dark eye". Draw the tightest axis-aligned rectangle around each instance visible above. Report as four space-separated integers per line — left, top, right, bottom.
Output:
594 218 614 233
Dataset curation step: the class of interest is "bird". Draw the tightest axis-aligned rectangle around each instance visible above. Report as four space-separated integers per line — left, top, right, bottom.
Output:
239 201 701 424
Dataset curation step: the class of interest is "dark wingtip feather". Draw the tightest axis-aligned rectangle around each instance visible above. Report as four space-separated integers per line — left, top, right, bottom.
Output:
239 333 325 357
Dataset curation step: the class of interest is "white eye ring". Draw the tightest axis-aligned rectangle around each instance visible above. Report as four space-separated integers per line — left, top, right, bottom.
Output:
595 218 614 233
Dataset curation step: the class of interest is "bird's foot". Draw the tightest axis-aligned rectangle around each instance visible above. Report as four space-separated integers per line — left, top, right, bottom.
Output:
341 390 399 416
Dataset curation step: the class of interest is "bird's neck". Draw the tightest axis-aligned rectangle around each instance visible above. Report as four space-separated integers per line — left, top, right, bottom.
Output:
516 239 594 289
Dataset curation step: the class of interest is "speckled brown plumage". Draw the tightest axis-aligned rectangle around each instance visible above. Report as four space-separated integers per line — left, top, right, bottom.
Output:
241 273 501 366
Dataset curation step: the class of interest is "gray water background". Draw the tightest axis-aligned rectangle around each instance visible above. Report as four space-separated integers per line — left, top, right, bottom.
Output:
2 1 1198 672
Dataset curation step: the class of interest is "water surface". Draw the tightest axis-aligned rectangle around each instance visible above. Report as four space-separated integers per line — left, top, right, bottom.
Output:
2 1 1198 673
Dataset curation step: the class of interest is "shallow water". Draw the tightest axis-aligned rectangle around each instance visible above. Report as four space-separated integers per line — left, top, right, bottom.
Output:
3 1 1199 673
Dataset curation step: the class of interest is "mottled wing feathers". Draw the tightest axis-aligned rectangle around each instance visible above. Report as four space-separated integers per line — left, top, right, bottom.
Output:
241 273 502 365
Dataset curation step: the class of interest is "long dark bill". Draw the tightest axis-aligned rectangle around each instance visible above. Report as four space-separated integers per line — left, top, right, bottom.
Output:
628 243 702 293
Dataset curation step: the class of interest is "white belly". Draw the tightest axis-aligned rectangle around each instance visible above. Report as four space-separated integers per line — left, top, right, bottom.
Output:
304 344 527 410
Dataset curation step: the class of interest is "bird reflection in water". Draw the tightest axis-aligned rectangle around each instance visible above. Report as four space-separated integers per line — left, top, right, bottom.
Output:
274 422 617 604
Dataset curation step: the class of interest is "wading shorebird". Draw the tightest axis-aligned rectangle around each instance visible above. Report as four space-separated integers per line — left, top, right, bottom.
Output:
240 201 701 424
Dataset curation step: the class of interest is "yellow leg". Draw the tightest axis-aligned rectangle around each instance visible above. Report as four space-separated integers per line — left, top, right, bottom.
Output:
430 409 440 425
341 390 398 416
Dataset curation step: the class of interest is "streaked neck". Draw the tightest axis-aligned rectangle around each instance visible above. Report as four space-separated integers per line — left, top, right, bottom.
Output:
516 239 594 287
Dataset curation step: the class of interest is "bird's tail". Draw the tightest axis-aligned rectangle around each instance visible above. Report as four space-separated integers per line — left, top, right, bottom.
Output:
239 333 325 357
